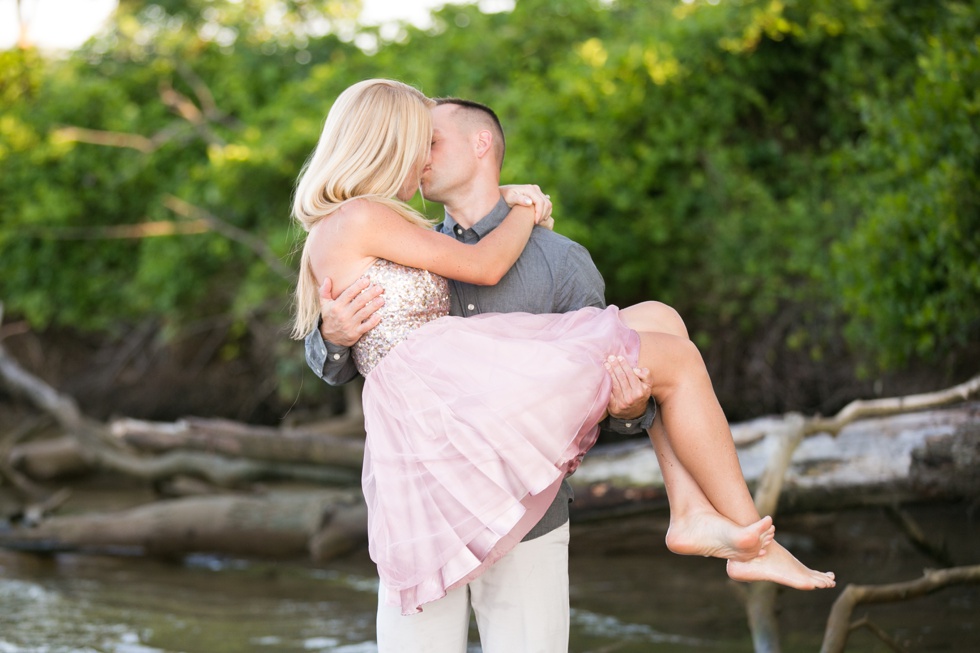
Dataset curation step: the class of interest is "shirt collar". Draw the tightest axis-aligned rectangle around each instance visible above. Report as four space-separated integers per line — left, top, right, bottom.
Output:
444 196 510 240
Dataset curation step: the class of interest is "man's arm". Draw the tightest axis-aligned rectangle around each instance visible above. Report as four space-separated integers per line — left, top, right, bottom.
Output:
604 356 657 433
303 276 384 386
305 328 359 385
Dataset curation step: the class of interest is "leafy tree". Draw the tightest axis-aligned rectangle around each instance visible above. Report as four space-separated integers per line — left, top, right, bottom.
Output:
831 0 980 369
1 0 977 419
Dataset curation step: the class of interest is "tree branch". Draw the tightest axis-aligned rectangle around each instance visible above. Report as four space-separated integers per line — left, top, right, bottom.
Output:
51 122 194 153
884 504 955 568
806 374 980 436
847 616 908 653
162 195 294 280
18 219 210 240
110 416 364 469
820 565 980 653
0 342 82 430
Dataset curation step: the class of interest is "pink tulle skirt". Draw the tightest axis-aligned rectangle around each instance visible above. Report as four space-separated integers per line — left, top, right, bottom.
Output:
361 305 640 615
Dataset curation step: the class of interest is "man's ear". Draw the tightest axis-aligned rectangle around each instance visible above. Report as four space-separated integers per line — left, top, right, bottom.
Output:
474 129 494 160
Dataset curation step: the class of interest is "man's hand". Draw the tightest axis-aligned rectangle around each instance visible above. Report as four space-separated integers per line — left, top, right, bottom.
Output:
317 277 384 347
500 184 553 225
604 355 651 420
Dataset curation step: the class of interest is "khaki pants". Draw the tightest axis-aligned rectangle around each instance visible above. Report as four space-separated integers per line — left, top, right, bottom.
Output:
376 521 571 653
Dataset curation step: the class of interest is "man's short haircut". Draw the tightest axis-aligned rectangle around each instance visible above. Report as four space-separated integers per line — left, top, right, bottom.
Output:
434 97 506 169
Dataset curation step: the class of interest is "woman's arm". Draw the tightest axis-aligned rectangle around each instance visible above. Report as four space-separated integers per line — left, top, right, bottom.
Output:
319 198 541 288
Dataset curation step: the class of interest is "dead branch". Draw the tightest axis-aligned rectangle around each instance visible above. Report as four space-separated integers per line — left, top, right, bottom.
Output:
16 219 210 240
80 440 356 487
51 122 194 153
8 435 91 482
162 195 294 280
175 62 222 122
110 417 364 469
309 500 369 562
0 415 51 499
820 565 980 653
8 428 357 487
51 126 157 152
18 487 73 527
730 416 792 447
1 343 356 487
752 414 805 517
0 342 82 430
158 81 226 146
847 616 908 653
159 82 207 126
745 582 781 653
745 380 979 653
741 414 807 653
51 68 230 156
806 373 980 436
884 505 955 568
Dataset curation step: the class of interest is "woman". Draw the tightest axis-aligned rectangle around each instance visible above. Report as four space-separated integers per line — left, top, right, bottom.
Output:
291 79 835 615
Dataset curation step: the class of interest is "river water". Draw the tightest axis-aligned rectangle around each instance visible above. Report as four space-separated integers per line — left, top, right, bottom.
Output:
1 502 977 652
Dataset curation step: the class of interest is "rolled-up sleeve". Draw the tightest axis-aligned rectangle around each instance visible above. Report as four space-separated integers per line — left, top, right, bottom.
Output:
304 327 360 386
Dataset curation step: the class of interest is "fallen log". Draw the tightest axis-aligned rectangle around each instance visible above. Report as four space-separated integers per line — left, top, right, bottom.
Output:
8 432 359 487
1 343 360 488
7 436 92 481
5 404 971 563
7 421 365 486
569 399 980 517
110 416 364 469
4 332 979 583
0 489 367 561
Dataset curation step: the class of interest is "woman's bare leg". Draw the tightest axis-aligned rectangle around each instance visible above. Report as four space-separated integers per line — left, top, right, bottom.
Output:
648 413 775 561
649 412 835 588
619 302 835 589
615 302 772 555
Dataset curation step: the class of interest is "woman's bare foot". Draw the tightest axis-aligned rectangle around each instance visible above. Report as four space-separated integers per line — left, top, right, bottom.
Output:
666 513 775 562
726 541 836 589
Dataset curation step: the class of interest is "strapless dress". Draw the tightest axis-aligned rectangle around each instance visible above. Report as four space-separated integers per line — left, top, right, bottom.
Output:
353 259 640 615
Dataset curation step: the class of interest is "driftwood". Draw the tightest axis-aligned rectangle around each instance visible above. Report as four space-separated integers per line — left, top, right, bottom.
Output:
0 331 365 559
0 489 367 561
3 323 980 652
568 374 978 653
7 429 358 488
744 415 806 653
0 344 359 490
820 565 980 653
110 416 364 469
570 384 980 516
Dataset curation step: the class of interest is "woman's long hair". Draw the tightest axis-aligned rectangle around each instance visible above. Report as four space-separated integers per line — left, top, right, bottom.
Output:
291 79 435 339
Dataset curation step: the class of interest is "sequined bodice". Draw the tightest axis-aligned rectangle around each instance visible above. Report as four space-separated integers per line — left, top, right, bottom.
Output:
352 259 451 375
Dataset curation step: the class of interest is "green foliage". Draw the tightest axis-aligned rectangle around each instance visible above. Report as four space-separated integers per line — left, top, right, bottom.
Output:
1 0 977 412
831 1 980 368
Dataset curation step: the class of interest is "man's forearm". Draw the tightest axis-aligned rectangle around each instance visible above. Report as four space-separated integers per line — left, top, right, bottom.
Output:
305 328 360 386
601 399 657 436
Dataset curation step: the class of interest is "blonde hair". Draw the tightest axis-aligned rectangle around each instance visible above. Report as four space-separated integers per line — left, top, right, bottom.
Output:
291 79 436 339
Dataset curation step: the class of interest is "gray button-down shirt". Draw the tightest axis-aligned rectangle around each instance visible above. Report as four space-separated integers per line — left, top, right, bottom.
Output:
305 197 655 539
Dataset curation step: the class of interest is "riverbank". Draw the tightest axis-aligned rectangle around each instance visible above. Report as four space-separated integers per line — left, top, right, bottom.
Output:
1 501 976 652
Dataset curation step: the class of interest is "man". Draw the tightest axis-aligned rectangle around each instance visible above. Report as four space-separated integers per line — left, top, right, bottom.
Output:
305 97 656 652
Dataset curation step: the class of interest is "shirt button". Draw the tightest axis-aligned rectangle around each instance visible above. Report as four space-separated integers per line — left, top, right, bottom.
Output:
332 353 341 360
624 422 633 428
455 227 463 235
467 304 475 311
